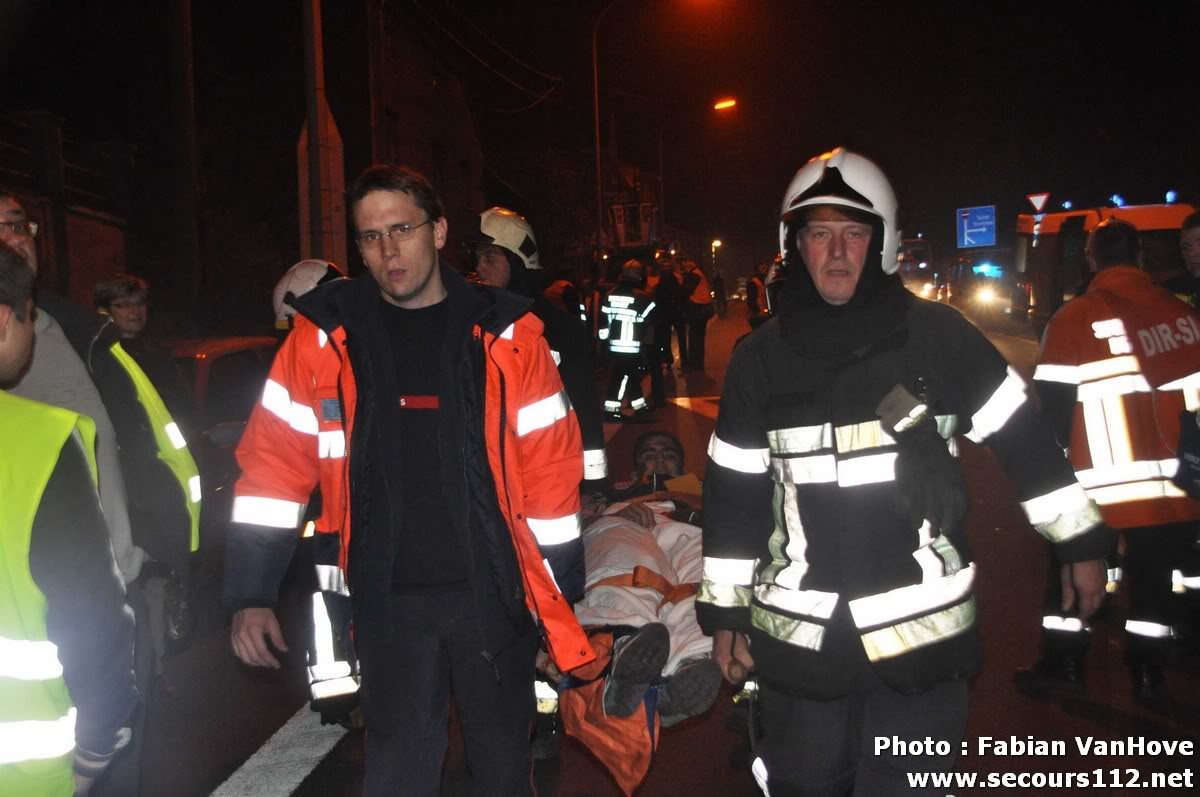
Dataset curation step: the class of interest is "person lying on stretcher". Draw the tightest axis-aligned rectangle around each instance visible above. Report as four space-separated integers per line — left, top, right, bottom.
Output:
541 431 724 794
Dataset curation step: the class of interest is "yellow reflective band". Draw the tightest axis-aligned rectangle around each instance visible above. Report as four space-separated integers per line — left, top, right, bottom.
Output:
1173 569 1200 593
702 556 758 586
1125 620 1175 639
697 580 752 609
315 564 349 596
1087 479 1188 505
261 379 319 435
1076 458 1179 488
849 565 975 630
1042 615 1086 633
1034 363 1080 384
528 513 582 546
836 452 898 487
310 676 359 701
517 390 569 437
967 367 1027 443
583 448 608 480
232 495 306 528
835 420 896 452
768 424 831 455
1076 373 1152 400
1020 483 1101 543
773 454 837 484
318 430 346 459
0 636 63 680
751 604 825 651
859 597 976 661
0 707 76 765
1077 355 1141 382
535 678 559 714
164 421 187 449
708 433 770 474
188 474 202 502
753 584 838 620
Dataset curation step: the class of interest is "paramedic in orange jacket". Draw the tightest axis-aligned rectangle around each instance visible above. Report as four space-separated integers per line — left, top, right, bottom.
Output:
224 165 594 796
1020 218 1200 704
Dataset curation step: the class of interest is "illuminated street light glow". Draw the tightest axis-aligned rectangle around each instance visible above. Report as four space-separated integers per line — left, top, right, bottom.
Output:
711 239 722 248
713 98 737 110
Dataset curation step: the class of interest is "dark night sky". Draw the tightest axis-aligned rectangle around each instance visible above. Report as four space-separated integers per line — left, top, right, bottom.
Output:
2 0 1198 281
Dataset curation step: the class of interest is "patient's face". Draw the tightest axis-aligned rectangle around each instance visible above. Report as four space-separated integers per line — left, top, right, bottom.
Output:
636 435 684 479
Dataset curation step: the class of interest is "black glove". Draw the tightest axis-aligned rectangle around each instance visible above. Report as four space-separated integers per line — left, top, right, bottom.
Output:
878 384 966 534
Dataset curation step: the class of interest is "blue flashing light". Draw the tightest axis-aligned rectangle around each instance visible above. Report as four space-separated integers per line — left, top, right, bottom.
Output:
1166 190 1178 204
972 262 1001 278
1109 193 1125 208
1060 200 1073 210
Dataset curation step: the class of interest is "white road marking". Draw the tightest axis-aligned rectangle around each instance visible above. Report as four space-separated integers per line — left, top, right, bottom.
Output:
210 706 346 797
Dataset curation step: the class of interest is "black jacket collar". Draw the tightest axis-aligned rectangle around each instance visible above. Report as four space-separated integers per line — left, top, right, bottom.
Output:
292 262 532 339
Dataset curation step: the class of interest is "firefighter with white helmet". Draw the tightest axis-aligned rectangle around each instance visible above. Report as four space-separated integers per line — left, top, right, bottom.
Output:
465 207 608 487
598 259 656 420
273 259 345 333
698 147 1112 794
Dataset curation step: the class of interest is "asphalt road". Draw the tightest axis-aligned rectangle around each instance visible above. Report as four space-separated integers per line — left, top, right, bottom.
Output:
142 300 1198 797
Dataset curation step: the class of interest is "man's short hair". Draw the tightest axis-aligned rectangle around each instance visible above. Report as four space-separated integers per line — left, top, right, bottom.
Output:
94 273 148 310
347 165 445 223
0 241 34 321
1087 218 1140 270
632 430 684 469
1183 211 1200 233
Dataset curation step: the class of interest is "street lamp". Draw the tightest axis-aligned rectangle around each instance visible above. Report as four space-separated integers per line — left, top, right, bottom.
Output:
711 238 722 270
713 97 737 111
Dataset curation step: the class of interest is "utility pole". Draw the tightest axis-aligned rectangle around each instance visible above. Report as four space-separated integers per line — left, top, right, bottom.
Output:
171 0 201 314
302 0 326 260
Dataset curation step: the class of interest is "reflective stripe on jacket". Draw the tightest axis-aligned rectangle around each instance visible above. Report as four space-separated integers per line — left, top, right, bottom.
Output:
1035 267 1200 529
0 393 96 796
232 298 595 673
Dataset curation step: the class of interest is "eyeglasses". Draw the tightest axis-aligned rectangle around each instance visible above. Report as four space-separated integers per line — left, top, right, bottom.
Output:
357 220 432 249
0 220 38 238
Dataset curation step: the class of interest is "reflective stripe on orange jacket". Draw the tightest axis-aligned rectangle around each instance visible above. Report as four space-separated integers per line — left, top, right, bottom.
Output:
232 308 595 672
1035 266 1200 528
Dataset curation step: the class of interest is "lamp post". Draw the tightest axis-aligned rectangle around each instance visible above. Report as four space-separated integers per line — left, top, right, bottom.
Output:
711 238 722 271
592 1 618 256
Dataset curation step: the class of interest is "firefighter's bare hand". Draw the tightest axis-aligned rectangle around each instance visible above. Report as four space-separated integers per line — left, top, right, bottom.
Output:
613 503 656 528
1060 559 1106 622
231 607 288 669
712 629 754 684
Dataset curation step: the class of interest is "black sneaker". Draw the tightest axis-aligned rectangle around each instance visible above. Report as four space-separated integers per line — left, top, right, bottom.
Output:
1013 656 1086 696
603 623 670 718
659 656 722 727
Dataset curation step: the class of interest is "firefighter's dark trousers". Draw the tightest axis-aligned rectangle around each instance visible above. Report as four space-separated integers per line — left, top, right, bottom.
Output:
357 591 538 797
604 356 647 415
756 678 967 796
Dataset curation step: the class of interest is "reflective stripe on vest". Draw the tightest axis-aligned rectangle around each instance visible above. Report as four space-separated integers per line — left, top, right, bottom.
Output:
109 343 202 551
0 392 97 791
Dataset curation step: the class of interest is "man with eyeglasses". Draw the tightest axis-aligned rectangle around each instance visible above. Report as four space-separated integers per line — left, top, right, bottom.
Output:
226 165 594 795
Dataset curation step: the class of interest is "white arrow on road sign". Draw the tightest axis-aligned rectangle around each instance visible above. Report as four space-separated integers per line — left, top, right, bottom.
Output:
1026 192 1050 213
963 226 987 246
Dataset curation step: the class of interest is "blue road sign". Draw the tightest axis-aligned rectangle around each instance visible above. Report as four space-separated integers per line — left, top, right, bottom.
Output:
956 205 996 249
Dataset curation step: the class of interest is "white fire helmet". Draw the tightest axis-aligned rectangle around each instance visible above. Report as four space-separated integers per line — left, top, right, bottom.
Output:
778 147 900 274
468 207 541 271
273 259 345 327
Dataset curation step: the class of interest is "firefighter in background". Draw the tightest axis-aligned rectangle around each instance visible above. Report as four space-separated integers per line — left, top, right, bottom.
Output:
271 259 361 723
679 260 714 371
1020 218 1200 704
599 259 656 420
1166 210 1200 308
746 261 770 331
466 207 608 487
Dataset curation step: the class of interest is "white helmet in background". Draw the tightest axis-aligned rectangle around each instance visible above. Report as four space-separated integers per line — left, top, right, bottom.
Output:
465 207 541 271
778 147 900 274
273 259 345 328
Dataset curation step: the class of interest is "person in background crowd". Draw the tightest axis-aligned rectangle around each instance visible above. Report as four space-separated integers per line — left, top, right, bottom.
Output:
698 148 1110 795
466 206 608 489
1166 210 1200 307
746 261 770 331
712 272 727 318
5 190 201 797
226 165 593 796
599 259 656 421
0 240 137 797
655 258 687 368
679 260 713 371
1019 219 1200 705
